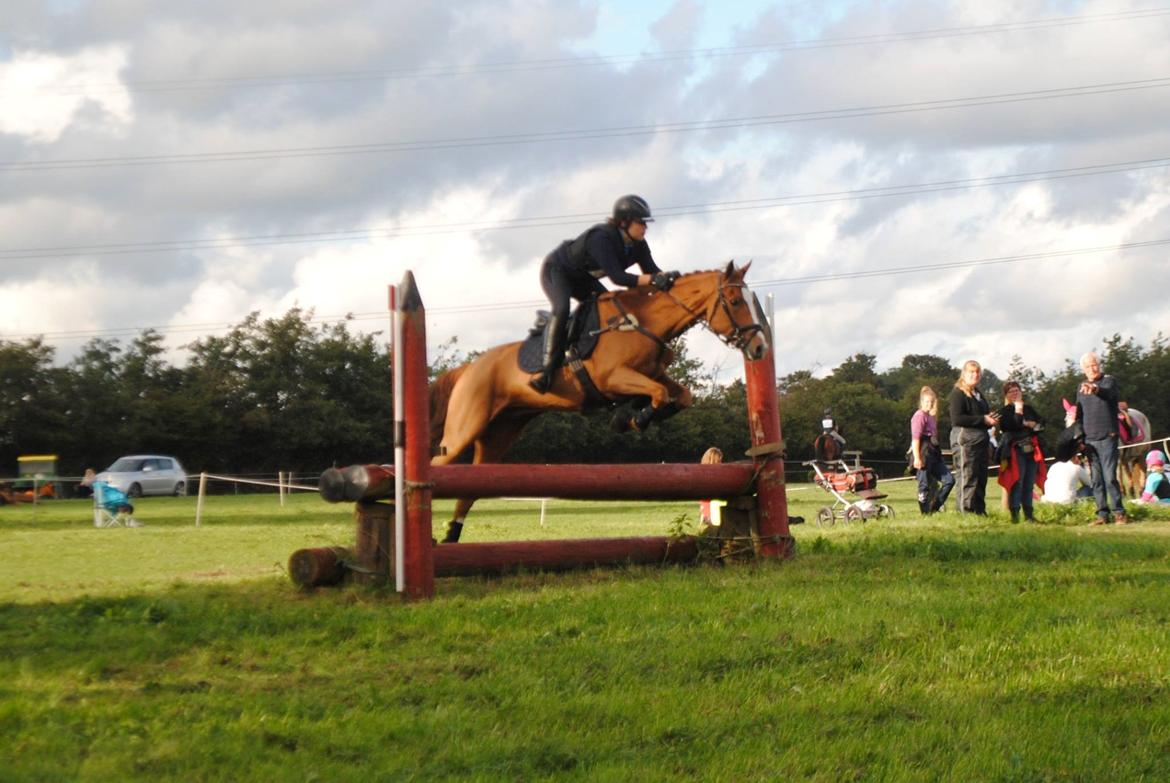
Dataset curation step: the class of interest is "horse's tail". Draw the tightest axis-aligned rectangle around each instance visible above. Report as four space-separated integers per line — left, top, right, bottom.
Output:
429 364 468 450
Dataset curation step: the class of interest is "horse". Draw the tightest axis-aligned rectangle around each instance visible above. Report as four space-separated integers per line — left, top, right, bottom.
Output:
428 261 769 543
1119 405 1155 498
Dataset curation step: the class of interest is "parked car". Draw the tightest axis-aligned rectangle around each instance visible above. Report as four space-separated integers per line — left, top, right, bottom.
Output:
95 455 187 497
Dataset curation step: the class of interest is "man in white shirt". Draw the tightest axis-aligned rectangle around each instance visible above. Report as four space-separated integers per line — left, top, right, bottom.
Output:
1042 455 1093 504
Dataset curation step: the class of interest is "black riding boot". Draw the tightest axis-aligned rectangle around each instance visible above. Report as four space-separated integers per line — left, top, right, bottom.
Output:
918 500 931 515
529 313 567 394
1010 509 1020 524
441 520 463 544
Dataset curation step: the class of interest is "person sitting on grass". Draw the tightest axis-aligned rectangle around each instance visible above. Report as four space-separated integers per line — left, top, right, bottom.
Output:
1042 453 1093 504
1139 450 1170 504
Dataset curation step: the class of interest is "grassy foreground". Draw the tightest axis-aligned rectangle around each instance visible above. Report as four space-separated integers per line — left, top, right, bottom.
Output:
2 483 1170 781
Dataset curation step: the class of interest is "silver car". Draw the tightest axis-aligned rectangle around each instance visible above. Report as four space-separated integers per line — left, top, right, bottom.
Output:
96 455 187 497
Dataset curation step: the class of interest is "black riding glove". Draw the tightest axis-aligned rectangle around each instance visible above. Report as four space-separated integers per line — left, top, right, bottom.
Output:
650 271 680 291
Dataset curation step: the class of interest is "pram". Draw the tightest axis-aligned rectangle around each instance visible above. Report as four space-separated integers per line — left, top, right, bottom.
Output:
804 458 894 526
92 481 140 527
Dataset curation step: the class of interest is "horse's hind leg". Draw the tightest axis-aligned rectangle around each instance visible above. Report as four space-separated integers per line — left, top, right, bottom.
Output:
440 411 538 543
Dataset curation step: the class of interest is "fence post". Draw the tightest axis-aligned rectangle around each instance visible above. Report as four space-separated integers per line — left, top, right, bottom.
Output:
744 323 792 559
195 471 208 527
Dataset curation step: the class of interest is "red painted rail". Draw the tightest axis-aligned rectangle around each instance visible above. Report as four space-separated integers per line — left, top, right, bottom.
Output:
433 535 700 576
320 462 758 503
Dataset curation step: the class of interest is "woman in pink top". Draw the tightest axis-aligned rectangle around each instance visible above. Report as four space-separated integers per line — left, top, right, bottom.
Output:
911 386 956 514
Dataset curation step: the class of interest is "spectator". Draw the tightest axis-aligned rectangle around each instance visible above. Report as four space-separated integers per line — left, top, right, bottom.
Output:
910 386 955 514
1042 453 1093 504
698 447 724 526
996 381 1047 522
1076 352 1127 525
1139 450 1170 504
76 468 96 499
949 359 999 515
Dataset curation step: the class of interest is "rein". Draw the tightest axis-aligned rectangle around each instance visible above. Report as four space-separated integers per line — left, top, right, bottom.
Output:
596 271 765 354
660 276 764 352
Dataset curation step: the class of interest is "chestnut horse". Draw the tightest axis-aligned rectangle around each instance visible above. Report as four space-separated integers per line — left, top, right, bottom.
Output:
429 261 769 542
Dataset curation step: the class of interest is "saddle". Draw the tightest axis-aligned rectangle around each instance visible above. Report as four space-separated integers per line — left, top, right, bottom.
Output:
517 300 603 373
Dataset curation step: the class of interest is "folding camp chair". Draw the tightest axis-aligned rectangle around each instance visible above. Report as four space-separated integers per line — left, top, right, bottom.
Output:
92 481 140 527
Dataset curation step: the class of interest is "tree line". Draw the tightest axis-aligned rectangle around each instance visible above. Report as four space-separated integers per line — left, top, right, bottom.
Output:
0 307 1165 479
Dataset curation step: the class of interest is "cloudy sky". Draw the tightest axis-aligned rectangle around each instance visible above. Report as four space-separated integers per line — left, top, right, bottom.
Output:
2 0 1169 383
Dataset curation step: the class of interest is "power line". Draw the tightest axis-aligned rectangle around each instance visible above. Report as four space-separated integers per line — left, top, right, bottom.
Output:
9 6 1170 97
3 153 1169 260
6 236 1166 343
4 76 1170 172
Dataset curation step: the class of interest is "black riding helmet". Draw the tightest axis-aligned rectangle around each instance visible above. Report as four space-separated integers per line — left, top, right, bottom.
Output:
612 194 654 224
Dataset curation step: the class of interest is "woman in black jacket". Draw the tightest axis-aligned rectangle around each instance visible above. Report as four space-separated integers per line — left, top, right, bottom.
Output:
997 380 1045 522
948 360 999 514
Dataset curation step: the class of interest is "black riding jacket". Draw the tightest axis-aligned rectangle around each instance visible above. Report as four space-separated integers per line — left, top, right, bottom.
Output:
549 223 661 289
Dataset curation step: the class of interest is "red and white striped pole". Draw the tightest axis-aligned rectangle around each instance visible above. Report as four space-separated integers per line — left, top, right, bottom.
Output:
389 284 406 592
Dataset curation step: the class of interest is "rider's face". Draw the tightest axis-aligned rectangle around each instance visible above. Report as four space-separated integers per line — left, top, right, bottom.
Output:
626 220 647 241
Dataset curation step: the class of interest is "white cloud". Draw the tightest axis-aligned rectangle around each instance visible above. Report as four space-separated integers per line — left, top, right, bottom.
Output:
2 0 1169 386
0 46 132 142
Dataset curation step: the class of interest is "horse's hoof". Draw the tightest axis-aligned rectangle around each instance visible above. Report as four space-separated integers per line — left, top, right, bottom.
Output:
610 413 632 433
441 521 463 543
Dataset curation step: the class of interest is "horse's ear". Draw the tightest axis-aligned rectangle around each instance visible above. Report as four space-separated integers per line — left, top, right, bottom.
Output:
724 260 735 277
740 260 752 278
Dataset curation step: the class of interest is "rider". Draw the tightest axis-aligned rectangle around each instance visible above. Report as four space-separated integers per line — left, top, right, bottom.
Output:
529 194 681 393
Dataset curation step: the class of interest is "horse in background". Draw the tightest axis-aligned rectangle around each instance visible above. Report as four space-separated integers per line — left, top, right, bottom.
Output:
1119 404 1155 498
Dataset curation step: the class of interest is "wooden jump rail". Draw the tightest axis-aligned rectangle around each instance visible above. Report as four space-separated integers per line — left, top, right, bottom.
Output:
289 270 792 599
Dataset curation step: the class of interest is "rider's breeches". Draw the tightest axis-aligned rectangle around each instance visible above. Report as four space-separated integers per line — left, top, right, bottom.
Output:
540 256 604 317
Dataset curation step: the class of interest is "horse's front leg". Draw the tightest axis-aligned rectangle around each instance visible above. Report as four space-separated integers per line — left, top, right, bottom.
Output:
602 367 684 432
650 375 694 425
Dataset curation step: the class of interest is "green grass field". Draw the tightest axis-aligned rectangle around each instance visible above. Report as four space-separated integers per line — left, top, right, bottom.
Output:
2 480 1169 781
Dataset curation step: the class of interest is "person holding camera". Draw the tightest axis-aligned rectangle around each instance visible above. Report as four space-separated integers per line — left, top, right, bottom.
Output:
996 381 1046 522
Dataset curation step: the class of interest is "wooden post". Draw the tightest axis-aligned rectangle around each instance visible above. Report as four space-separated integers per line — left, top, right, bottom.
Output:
195 471 208 527
400 271 434 599
352 501 394 585
744 338 793 559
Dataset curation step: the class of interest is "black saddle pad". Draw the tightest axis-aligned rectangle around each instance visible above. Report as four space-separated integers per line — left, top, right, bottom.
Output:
517 300 602 373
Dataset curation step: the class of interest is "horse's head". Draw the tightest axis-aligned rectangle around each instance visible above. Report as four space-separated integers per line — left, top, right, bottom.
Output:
702 261 770 360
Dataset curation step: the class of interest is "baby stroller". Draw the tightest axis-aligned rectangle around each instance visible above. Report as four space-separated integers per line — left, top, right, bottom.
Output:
805 424 894 526
805 460 894 526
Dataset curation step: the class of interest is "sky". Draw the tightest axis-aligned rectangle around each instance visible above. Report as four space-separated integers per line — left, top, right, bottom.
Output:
2 0 1169 384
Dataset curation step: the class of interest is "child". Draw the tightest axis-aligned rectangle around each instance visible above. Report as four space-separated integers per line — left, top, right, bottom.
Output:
1140 450 1170 504
699 447 725 526
910 386 955 514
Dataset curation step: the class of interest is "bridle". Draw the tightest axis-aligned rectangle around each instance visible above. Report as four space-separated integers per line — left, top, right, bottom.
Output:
603 270 768 355
663 274 767 353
